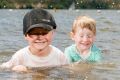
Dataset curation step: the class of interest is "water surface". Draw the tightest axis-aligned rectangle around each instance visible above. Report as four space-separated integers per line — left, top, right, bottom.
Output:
0 9 120 80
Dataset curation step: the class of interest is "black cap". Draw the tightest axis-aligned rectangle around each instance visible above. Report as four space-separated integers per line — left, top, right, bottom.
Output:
23 9 57 35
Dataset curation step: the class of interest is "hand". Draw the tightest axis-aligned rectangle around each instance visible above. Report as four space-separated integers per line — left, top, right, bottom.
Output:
0 62 11 69
12 65 28 72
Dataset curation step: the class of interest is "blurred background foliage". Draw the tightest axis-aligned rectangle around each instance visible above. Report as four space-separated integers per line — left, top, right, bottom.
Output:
0 0 120 9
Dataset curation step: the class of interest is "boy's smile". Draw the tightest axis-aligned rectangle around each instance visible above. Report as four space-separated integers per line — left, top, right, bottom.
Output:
71 28 95 53
25 27 54 52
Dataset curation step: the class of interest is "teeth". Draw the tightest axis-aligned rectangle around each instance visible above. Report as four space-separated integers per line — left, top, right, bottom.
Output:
36 42 43 43
35 42 45 43
81 43 89 46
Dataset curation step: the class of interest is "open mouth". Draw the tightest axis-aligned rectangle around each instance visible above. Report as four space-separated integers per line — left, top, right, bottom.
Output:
35 40 46 43
35 41 44 43
81 43 90 46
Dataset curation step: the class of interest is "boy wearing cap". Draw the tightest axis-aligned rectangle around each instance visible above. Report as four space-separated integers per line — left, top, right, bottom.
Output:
1 9 68 72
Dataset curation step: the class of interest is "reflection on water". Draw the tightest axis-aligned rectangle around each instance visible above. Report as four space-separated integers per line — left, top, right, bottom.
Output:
0 9 120 80
0 63 118 80
0 63 98 80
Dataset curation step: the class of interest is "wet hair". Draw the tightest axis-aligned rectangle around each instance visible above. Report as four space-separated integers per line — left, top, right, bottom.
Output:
72 16 96 35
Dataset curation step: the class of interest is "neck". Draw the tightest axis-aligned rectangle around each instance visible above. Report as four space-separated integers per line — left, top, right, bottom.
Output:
76 46 90 55
29 46 51 57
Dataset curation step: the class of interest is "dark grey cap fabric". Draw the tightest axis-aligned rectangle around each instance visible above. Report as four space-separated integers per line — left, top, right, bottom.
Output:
23 9 57 35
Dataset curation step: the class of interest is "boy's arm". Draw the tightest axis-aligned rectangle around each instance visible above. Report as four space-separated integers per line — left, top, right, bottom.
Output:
59 52 70 65
0 52 23 69
95 50 103 62
92 44 103 62
0 52 28 72
0 59 13 69
64 48 73 63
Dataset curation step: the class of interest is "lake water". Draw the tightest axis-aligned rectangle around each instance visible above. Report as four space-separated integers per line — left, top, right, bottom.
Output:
0 9 120 80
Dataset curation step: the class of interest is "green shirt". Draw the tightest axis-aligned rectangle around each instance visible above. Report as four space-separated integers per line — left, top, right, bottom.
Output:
64 44 102 63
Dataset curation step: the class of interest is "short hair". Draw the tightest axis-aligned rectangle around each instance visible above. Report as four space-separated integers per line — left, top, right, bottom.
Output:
72 16 96 35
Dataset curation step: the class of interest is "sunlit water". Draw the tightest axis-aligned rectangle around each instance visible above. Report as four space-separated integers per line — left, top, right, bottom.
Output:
0 9 120 80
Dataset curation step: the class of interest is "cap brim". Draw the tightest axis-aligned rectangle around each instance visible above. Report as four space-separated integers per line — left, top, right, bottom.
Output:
26 23 53 34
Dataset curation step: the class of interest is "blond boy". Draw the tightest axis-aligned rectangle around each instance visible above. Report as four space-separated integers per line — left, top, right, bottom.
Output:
64 16 102 63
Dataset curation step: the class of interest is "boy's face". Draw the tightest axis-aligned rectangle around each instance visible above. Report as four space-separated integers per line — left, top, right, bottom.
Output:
71 27 95 51
25 27 54 51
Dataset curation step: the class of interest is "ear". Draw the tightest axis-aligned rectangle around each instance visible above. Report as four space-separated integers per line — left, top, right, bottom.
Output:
51 30 55 36
24 35 28 40
70 32 75 40
52 29 56 34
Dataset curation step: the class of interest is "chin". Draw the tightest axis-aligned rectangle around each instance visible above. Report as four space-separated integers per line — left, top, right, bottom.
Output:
35 46 45 50
80 46 90 50
35 43 47 48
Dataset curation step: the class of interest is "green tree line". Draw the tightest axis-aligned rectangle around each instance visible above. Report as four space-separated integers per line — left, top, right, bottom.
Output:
0 0 120 9
75 0 120 9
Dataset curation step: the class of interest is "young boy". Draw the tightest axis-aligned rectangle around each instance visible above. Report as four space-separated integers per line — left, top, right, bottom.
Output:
64 16 102 63
1 9 68 72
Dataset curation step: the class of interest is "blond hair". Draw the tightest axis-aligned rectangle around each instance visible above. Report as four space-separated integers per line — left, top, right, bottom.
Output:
72 16 96 35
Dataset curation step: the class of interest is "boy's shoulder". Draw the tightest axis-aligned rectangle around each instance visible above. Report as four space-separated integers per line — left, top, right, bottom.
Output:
14 46 29 56
90 44 102 59
16 46 29 53
10 46 29 59
65 44 75 51
50 45 63 53
64 44 76 55
91 44 101 53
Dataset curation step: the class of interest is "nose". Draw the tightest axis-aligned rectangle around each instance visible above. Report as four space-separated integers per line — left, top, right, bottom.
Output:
36 35 45 39
83 36 89 42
